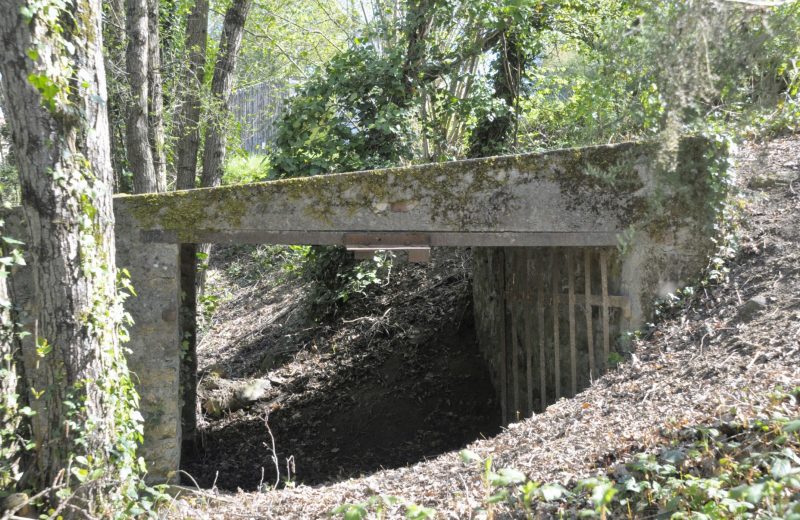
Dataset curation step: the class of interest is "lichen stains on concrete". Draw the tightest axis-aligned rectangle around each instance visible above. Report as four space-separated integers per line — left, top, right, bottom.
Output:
114 136 720 244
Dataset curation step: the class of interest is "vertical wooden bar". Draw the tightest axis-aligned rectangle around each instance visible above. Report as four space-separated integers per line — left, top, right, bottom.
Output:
551 248 561 401
601 249 610 373
524 251 534 416
510 251 520 420
537 250 546 412
584 250 595 380
497 248 508 424
567 250 577 396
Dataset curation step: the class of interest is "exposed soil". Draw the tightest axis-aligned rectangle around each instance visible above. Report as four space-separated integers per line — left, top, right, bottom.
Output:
182 248 501 490
172 135 799 518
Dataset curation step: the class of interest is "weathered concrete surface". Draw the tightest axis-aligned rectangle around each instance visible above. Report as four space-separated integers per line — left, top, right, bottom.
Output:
114 207 181 483
115 140 671 246
3 207 181 484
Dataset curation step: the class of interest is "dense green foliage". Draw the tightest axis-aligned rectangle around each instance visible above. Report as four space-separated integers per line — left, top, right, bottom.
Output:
271 44 415 177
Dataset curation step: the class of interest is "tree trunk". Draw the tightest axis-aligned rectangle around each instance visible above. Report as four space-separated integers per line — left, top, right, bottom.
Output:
200 0 253 189
103 0 130 192
0 0 139 498
126 0 161 193
174 0 208 190
468 30 522 159
185 0 251 442
147 0 167 189
172 0 208 447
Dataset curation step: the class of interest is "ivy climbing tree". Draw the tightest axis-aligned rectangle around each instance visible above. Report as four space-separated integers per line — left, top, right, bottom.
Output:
0 0 144 510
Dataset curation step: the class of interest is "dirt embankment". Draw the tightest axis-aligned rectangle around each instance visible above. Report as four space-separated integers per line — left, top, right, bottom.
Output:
173 135 799 519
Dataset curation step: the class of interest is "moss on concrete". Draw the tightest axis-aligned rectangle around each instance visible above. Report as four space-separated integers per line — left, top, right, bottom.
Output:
114 137 720 244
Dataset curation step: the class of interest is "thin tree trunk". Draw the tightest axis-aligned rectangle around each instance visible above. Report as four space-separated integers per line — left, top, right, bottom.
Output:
148 0 167 190
189 0 252 442
468 30 522 159
173 0 208 447
126 0 160 193
0 0 134 495
200 0 253 189
104 0 130 192
175 0 208 190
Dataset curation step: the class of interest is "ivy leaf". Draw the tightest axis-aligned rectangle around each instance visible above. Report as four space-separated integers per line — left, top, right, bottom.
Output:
459 449 481 465
660 449 686 465
489 468 526 486
730 482 765 504
770 457 794 479
332 504 367 520
539 483 566 501
405 504 436 519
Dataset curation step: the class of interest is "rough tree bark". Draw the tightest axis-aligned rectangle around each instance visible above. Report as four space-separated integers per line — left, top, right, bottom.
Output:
200 0 253 189
173 0 208 447
103 0 130 192
174 0 208 191
181 0 251 443
147 0 167 191
125 0 162 193
0 0 132 493
147 0 167 189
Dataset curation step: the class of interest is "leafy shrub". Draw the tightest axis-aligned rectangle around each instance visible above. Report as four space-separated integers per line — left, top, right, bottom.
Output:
294 246 393 321
223 154 271 185
270 43 415 178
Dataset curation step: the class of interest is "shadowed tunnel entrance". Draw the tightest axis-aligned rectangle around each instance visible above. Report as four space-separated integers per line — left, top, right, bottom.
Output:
180 266 502 489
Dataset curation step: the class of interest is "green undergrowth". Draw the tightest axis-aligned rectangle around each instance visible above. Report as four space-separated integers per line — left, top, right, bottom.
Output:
331 387 800 519
467 387 800 519
223 154 271 185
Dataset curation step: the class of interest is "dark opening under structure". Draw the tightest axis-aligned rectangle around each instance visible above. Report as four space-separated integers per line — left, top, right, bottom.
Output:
181 284 503 489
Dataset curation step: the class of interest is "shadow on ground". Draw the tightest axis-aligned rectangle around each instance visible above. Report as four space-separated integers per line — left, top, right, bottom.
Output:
182 311 501 490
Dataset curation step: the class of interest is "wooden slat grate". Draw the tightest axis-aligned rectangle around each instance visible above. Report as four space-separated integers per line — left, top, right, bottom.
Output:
498 247 629 420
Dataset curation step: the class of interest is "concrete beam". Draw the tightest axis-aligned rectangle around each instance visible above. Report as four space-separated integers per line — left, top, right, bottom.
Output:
115 139 678 245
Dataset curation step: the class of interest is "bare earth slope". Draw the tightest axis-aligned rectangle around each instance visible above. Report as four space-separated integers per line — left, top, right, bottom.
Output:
171 135 799 519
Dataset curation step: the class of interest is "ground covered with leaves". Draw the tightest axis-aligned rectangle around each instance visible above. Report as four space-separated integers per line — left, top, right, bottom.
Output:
171 135 799 518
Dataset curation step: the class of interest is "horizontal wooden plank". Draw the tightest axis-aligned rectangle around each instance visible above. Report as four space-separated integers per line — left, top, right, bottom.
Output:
344 232 431 247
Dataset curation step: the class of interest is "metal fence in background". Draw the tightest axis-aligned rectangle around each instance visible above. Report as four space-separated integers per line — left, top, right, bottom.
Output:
229 82 292 154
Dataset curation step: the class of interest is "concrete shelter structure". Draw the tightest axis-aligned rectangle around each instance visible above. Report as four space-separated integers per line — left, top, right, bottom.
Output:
5 137 725 482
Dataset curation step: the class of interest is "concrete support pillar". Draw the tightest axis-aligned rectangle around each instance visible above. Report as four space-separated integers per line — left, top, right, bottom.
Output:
115 204 182 483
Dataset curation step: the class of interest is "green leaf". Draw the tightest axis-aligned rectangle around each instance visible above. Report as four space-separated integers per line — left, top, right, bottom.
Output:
489 468 526 486
661 449 686 464
486 490 509 504
771 457 794 479
405 504 436 519
539 483 566 501
459 449 481 465
784 419 800 433
730 482 765 504
332 504 368 520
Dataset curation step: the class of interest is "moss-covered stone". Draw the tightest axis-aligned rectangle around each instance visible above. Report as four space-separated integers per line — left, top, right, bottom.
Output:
116 140 669 237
